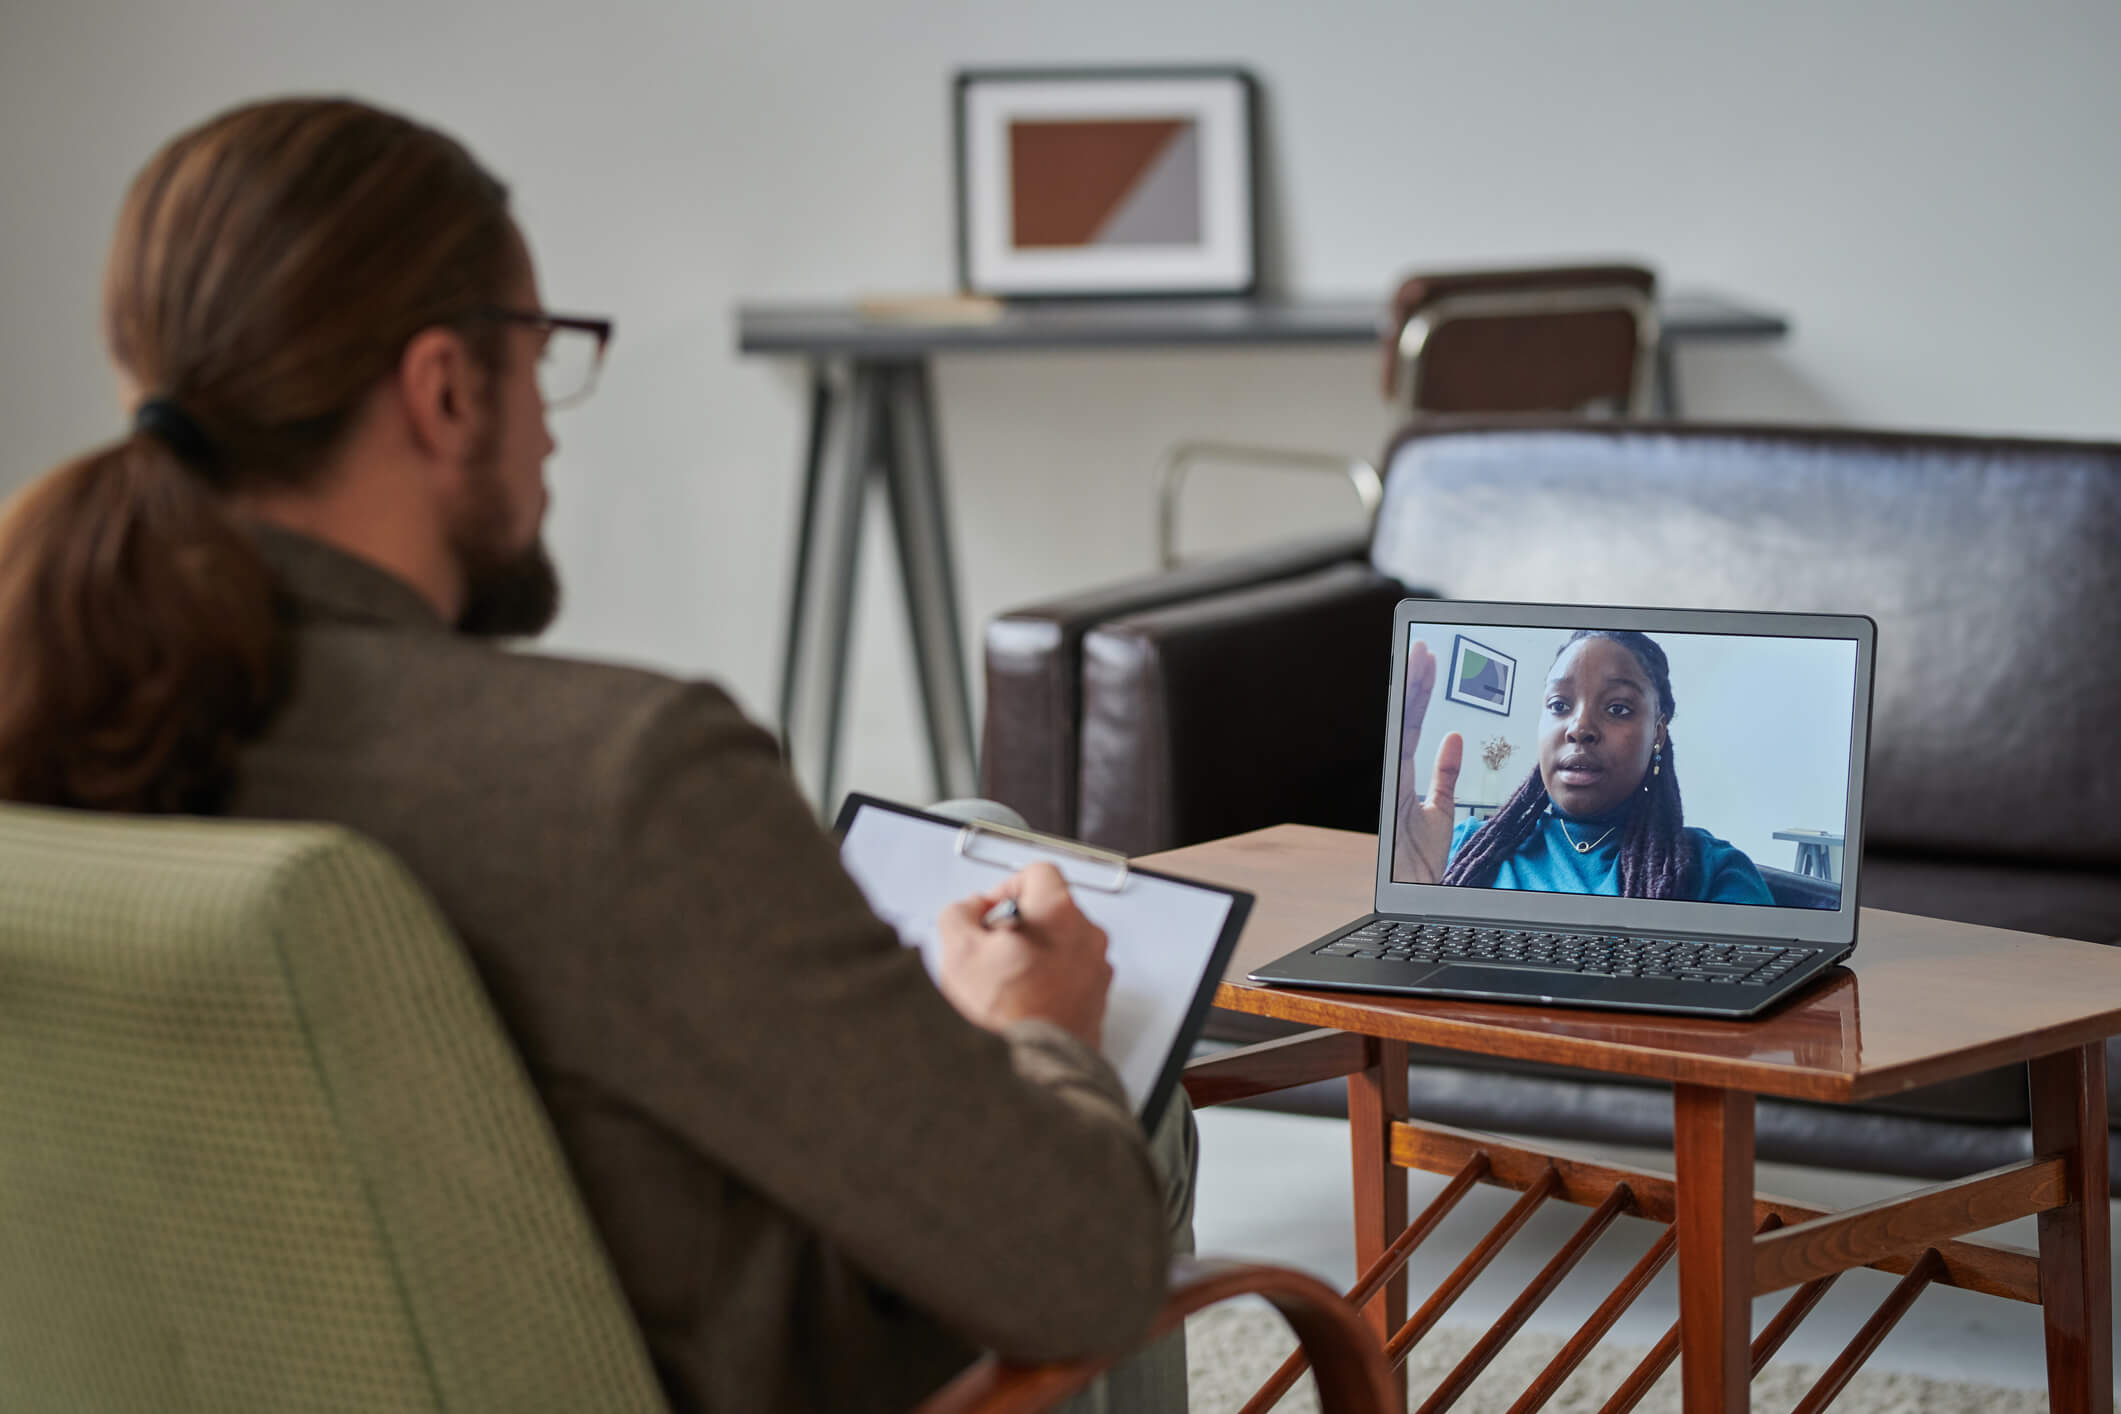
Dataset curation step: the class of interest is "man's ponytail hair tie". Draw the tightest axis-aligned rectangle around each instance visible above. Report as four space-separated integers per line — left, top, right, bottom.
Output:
133 397 217 468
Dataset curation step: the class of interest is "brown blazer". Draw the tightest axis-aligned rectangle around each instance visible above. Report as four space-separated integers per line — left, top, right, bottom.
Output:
228 529 1167 1414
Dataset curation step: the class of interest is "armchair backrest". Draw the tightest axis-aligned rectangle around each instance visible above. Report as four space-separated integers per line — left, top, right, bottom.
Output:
0 805 668 1413
1367 420 2121 868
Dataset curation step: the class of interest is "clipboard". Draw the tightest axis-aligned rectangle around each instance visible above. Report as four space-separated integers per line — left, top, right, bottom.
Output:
833 793 1251 1131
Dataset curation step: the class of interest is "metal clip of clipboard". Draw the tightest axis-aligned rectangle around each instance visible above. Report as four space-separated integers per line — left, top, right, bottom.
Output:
953 818 1129 894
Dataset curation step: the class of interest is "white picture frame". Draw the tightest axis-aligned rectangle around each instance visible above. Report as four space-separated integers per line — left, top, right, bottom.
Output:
954 68 1259 299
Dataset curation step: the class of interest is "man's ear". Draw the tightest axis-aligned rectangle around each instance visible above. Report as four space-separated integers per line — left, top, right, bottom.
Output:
396 327 479 462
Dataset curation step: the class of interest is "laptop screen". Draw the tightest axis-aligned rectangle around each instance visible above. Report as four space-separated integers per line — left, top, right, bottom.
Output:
1389 620 1861 912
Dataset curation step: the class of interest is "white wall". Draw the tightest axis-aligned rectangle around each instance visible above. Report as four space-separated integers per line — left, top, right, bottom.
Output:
5 0 2118 808
1657 633 1856 870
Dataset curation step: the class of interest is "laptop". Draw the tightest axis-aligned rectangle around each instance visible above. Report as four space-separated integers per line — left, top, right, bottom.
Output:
1249 600 1876 1018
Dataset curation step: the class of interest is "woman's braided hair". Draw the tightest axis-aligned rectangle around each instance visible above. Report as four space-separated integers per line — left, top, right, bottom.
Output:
1439 630 1693 899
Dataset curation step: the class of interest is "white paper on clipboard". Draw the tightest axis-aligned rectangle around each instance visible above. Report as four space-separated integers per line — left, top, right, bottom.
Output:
836 795 1249 1128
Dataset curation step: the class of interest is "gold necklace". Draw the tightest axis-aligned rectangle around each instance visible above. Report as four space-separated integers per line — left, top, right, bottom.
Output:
1559 818 1619 855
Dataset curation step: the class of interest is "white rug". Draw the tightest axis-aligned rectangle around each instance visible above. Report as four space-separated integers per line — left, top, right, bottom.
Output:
1185 1301 2060 1413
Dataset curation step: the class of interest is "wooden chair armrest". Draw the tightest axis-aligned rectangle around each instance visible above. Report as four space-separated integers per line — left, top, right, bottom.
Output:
911 1255 1395 1414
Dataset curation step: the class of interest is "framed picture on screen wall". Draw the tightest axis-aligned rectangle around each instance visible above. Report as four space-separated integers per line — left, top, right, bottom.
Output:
954 67 1259 299
1445 634 1517 717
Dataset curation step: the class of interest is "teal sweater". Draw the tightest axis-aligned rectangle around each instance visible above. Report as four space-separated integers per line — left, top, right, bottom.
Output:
1446 805 1773 905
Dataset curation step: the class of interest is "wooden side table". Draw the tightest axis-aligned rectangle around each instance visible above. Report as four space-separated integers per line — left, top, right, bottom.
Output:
1154 824 2116 1414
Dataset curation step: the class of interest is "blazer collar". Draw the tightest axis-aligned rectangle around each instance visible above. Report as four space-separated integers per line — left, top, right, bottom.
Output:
247 524 449 634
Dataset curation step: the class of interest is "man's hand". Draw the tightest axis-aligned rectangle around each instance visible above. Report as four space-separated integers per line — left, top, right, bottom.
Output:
1391 639 1465 884
936 862 1112 1050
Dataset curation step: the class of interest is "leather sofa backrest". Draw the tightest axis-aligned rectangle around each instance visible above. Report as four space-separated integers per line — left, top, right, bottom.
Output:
1367 421 2121 867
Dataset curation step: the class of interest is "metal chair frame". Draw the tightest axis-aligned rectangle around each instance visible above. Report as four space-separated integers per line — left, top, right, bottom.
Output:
1157 441 1383 570
1156 280 1659 570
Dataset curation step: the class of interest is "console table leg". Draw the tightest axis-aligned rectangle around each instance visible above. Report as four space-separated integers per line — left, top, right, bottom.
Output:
778 360 882 814
2030 1044 2113 1414
1674 1084 1753 1414
879 360 978 801
780 364 827 746
1349 1037 1409 1403
776 363 833 779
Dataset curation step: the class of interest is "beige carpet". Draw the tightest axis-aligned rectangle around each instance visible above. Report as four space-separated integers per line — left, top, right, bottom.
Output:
1185 1301 2060 1413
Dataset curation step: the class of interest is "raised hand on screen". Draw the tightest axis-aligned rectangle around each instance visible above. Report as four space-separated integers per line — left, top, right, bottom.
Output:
1391 639 1464 884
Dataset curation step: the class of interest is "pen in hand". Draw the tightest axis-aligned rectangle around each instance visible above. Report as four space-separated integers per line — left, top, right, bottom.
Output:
936 863 1109 1049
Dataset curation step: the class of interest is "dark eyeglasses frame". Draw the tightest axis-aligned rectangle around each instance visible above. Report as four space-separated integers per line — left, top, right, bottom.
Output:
472 307 615 348
467 307 616 408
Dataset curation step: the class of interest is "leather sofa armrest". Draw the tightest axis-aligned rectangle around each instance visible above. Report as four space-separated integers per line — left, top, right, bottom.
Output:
1075 563 1411 856
980 531 1373 836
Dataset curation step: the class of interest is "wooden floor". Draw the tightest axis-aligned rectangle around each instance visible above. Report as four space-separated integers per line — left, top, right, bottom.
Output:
1192 1106 2118 1393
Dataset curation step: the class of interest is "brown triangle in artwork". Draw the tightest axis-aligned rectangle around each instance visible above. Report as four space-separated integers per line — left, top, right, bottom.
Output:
1009 119 1187 249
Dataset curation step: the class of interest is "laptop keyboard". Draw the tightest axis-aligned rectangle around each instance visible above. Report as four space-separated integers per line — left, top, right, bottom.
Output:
1316 920 1807 987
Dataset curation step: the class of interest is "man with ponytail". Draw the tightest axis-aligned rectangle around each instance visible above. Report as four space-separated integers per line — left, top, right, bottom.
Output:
0 99 1180 1413
1394 629 1774 904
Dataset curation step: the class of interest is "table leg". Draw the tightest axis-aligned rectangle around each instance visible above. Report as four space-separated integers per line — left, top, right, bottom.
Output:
777 365 834 756
1349 1037 1409 1404
2030 1044 2113 1414
878 360 978 800
1674 1084 1753 1414
778 360 882 815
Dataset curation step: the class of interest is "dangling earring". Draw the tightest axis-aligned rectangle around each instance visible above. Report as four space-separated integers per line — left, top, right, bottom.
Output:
1645 741 1661 792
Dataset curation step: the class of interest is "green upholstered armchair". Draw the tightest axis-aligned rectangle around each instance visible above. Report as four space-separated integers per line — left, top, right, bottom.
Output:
0 804 669 1413
0 804 1391 1414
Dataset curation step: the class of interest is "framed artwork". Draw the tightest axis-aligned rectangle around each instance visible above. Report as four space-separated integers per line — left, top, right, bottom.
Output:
1445 634 1517 716
954 67 1259 299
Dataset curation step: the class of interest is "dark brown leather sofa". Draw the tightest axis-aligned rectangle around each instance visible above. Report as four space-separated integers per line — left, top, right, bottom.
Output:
981 419 2121 1185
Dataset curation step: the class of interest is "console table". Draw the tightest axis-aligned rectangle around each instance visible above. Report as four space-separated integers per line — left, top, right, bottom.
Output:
737 293 1790 810
1160 823 2114 1414
1773 829 1844 881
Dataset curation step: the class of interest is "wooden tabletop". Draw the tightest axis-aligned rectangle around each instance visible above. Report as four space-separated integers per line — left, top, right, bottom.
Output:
1140 824 2121 1105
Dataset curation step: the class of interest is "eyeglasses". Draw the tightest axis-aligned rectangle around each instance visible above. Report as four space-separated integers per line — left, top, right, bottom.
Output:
470 308 615 410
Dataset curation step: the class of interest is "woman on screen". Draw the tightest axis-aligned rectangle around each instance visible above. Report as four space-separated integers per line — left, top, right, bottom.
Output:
1393 629 1775 904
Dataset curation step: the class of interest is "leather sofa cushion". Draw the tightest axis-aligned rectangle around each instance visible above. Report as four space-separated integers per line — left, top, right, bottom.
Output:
1367 422 2121 869
1225 1061 2121 1186
1862 852 2121 946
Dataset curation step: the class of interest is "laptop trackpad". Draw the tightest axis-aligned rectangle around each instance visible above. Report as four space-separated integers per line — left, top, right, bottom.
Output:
1418 966 1611 1004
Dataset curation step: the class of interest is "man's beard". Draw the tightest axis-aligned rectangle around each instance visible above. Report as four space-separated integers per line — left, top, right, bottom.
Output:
456 534 560 639
450 430 561 640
